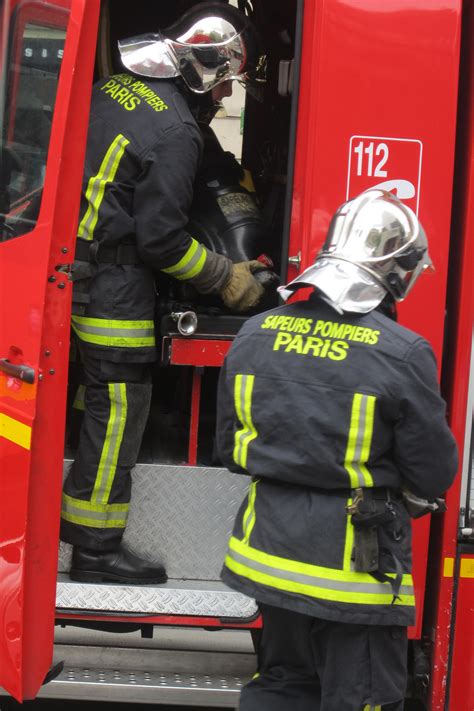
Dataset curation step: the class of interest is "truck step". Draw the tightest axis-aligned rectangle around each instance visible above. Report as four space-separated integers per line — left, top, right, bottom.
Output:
37 627 256 707
38 666 246 707
56 575 258 618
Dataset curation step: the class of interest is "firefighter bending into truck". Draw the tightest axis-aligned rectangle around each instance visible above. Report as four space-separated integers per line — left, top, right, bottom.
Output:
216 190 458 711
60 3 267 584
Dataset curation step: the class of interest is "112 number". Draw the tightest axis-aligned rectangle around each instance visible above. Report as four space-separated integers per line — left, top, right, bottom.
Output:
353 141 389 177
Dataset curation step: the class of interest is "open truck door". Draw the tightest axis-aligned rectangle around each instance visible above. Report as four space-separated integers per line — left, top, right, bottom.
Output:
0 0 99 700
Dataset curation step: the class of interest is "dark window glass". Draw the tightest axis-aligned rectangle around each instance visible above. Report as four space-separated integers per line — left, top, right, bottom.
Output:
1 2 69 241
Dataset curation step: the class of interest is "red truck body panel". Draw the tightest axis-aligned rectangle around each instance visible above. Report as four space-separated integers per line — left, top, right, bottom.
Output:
0 0 100 699
0 0 472 706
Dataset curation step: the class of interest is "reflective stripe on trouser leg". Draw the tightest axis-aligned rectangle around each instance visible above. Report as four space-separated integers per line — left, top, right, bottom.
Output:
61 368 152 549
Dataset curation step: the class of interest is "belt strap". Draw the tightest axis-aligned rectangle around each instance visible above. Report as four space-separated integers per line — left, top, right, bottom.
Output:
75 238 141 265
316 486 396 500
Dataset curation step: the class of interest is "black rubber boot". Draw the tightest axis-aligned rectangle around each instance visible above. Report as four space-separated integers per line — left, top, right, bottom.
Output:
70 546 168 585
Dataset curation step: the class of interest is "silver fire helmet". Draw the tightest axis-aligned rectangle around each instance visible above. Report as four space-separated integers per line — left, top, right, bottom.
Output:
118 2 263 94
278 189 433 313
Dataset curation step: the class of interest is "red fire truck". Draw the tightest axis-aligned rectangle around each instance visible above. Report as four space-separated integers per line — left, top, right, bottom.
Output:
0 0 472 708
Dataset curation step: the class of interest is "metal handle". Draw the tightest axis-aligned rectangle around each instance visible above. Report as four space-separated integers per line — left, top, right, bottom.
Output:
0 358 36 384
288 251 301 271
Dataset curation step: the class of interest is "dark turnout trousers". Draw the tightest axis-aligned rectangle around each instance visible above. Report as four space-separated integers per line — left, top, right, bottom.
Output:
60 346 152 551
240 604 406 711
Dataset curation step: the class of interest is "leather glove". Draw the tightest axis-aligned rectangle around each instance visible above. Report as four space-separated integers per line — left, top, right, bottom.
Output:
220 260 266 313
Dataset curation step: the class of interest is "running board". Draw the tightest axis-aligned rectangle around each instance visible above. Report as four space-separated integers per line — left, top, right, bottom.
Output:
33 627 257 707
56 575 258 619
37 666 246 706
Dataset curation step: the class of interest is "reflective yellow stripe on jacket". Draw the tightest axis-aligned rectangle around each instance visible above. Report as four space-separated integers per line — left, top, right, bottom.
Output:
233 374 258 469
78 134 130 241
344 393 376 488
71 316 155 348
242 479 259 544
225 536 415 606
161 238 207 281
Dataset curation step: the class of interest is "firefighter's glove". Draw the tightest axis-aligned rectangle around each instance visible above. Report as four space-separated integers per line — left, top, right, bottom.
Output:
184 248 233 294
220 260 266 313
401 488 447 519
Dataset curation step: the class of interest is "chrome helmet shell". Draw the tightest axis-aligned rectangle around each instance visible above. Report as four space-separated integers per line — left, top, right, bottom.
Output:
118 2 262 94
279 189 432 313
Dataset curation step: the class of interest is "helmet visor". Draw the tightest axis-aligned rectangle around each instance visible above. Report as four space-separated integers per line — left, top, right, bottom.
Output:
119 5 263 93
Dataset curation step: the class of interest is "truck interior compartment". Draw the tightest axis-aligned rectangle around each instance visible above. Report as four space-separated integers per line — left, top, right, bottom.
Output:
58 0 302 615
65 0 302 469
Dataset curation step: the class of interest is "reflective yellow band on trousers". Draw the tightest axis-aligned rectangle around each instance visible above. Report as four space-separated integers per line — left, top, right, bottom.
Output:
233 373 258 469
344 393 376 488
225 536 415 606
161 238 207 280
93 382 127 505
61 493 128 528
61 383 129 530
72 316 155 347
0 412 32 449
78 134 130 241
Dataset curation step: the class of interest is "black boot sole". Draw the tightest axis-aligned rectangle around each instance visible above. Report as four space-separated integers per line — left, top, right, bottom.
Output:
69 569 168 585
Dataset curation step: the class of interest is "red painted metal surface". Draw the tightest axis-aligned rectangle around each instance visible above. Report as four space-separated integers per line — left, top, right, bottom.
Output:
168 337 233 367
289 0 462 641
429 2 474 706
0 0 468 703
55 612 262 628
166 338 233 463
448 556 474 711
0 0 100 700
188 368 203 465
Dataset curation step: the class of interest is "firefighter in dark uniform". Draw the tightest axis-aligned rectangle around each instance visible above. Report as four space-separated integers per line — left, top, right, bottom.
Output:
60 3 266 584
216 190 458 711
